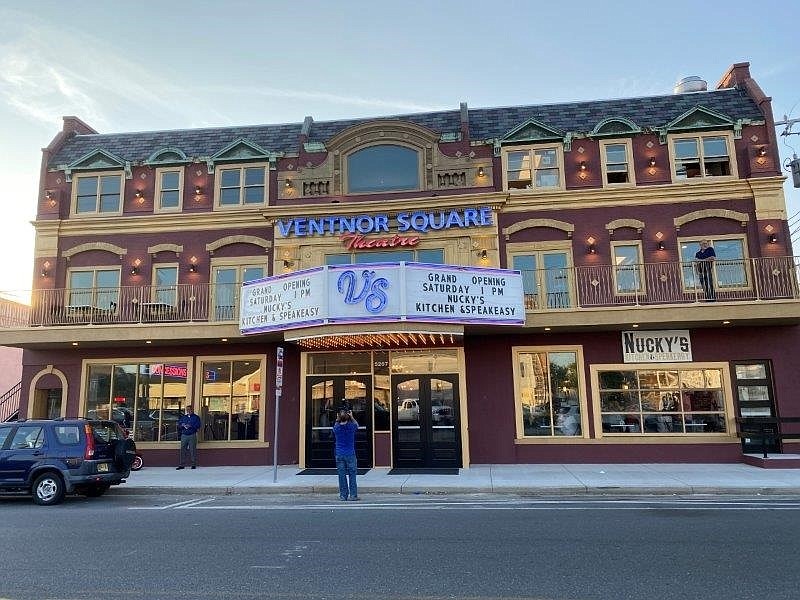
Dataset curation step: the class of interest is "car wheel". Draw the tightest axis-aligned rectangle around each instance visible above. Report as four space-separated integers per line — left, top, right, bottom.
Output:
82 484 110 497
32 473 65 506
131 454 143 471
114 438 137 471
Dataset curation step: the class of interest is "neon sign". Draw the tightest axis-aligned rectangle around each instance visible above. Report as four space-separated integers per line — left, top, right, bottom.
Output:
276 206 493 238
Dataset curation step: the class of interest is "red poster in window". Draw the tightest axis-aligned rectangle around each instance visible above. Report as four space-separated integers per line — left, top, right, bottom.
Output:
251 383 261 392
113 397 126 404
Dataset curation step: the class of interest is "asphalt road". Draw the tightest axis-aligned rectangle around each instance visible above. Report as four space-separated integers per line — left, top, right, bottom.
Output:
1 493 799 600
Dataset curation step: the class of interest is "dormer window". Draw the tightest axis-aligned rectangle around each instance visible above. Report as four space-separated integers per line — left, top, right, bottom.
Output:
670 133 734 179
217 165 267 207
74 174 123 214
346 144 420 193
503 145 563 191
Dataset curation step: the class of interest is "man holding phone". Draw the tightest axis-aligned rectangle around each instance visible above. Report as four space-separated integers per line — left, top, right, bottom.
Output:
332 404 359 501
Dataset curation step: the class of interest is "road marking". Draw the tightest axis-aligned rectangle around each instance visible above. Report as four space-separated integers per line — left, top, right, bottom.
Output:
128 497 215 510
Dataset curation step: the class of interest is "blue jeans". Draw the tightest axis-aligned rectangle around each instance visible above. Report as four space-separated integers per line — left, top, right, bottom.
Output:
335 454 357 499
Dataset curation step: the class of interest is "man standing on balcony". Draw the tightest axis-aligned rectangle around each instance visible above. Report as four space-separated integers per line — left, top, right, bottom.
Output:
177 404 202 469
695 240 717 301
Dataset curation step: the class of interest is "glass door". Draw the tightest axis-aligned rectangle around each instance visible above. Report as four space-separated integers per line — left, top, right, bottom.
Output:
305 375 372 468
391 374 461 469
733 361 779 454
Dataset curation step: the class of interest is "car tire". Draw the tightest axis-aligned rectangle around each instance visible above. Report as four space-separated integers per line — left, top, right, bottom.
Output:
82 484 110 497
114 438 137 471
32 472 65 506
131 454 143 471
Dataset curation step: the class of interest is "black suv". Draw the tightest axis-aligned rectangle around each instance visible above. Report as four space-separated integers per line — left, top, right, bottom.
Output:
0 419 136 505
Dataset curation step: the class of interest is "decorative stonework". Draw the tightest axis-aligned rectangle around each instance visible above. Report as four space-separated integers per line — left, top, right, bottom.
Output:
205 235 271 255
605 218 645 236
502 218 574 240
63 242 128 260
147 243 184 257
673 208 750 230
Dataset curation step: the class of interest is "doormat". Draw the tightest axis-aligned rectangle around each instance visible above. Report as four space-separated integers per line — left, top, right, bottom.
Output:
387 468 459 475
297 468 370 475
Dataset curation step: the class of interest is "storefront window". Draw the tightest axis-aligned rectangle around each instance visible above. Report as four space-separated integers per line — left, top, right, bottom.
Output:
200 359 262 441
85 361 189 442
391 350 459 374
598 367 727 435
516 350 581 437
308 352 372 375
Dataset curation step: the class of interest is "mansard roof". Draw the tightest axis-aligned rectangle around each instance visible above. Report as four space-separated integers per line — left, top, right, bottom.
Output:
48 87 762 168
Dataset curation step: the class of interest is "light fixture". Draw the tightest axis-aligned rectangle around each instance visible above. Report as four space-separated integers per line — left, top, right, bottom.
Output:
649 156 656 167
134 190 144 203
145 340 152 344
632 324 639 328
188 256 198 273
71 342 78 346
579 161 587 171
477 166 486 177
285 179 293 189
40 260 51 278
45 190 56 207
722 320 731 325
479 249 488 260
221 338 228 342
758 146 767 157
544 327 551 331
768 233 777 244
283 259 293 268
657 241 665 251
194 186 203 196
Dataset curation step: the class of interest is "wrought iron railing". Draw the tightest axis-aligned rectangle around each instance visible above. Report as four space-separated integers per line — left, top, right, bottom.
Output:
0 381 21 422
0 257 798 329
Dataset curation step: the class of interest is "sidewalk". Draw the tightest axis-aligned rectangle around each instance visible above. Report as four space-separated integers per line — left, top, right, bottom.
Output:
117 463 800 496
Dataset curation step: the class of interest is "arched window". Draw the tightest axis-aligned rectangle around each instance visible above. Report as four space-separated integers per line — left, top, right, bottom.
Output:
347 144 419 193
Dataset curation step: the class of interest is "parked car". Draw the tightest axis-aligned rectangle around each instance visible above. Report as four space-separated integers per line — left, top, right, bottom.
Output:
0 419 136 505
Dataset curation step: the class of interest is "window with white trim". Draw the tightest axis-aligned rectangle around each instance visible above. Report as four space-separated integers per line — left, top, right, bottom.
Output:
515 348 583 437
611 242 644 294
679 236 748 291
153 265 179 306
212 264 265 320
67 268 120 309
156 169 182 211
600 140 634 185
504 146 563 190
671 134 732 179
511 250 573 310
217 165 267 207
74 174 123 214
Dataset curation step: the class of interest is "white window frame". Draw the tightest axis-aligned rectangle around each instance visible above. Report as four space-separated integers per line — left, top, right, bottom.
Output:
210 257 268 321
214 162 269 209
151 263 179 306
71 171 125 216
668 131 738 181
512 345 588 442
678 234 751 293
599 138 636 187
610 241 645 296
506 241 574 311
154 167 184 213
65 266 121 309
501 144 565 192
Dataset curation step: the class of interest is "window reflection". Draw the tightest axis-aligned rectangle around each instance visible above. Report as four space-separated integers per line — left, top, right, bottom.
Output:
201 360 261 441
347 145 419 193
518 351 580 437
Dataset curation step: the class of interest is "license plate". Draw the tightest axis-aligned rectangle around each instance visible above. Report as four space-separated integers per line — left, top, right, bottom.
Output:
97 463 109 473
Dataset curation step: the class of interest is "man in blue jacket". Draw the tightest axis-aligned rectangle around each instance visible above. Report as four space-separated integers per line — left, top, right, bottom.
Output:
332 406 359 501
177 404 202 469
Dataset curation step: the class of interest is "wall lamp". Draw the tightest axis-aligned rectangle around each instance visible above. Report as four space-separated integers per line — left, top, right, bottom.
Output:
479 249 488 260
194 186 203 196
657 241 665 251
648 156 657 167
477 166 486 178
283 259 294 269
188 256 198 273
45 190 56 207
40 261 51 278
134 190 144 204
768 233 778 244
758 146 767 157
579 161 587 171
285 179 293 189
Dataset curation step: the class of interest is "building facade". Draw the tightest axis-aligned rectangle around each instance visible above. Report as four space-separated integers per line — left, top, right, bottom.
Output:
2 62 799 467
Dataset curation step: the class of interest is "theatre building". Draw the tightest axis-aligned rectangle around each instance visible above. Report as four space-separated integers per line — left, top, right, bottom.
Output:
2 61 800 468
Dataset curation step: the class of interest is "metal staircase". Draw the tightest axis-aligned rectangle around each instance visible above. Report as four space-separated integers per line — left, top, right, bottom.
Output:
0 380 21 422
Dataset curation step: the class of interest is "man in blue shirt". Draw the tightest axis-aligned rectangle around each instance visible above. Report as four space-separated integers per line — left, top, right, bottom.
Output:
694 240 716 301
332 407 359 501
177 405 202 469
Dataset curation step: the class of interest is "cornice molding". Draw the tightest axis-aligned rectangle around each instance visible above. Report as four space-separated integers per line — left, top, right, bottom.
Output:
62 241 127 260
502 218 574 240
206 235 272 255
674 208 750 230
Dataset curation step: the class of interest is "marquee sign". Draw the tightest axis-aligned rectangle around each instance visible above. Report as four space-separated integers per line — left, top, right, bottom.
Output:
240 262 525 335
622 330 692 363
275 206 495 251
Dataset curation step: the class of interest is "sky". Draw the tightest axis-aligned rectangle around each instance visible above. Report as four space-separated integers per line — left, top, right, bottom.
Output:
1 0 798 294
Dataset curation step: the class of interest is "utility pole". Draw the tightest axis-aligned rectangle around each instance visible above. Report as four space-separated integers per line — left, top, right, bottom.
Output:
775 115 800 188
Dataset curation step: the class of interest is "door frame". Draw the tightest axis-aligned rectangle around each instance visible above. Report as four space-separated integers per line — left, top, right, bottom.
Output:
732 360 780 454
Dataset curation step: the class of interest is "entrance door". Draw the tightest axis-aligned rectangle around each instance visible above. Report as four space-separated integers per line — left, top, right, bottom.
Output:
306 375 372 468
392 374 461 469
733 361 780 454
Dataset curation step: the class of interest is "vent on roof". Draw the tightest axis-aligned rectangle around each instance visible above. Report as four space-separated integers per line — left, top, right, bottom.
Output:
673 76 707 94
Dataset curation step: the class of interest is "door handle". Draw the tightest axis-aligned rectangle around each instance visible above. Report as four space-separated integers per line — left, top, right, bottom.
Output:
32 451 44 456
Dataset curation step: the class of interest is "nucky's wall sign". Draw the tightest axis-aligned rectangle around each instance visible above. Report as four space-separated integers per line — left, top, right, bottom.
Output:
275 206 494 238
622 330 692 363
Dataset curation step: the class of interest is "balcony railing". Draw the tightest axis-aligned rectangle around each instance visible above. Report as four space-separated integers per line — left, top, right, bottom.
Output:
516 256 800 311
0 257 798 329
